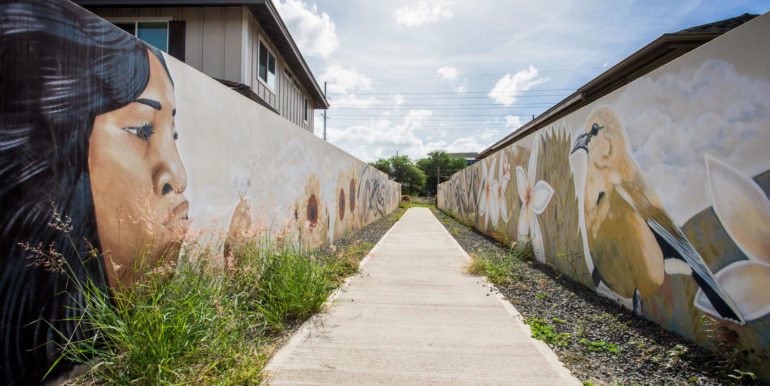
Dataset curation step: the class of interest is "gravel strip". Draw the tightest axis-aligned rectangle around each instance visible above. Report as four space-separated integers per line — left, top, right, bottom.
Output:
319 206 407 257
431 208 762 385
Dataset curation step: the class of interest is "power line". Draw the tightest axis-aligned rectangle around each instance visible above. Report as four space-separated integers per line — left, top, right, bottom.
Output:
325 88 575 96
347 67 606 82
327 114 536 118
329 105 554 110
327 94 569 100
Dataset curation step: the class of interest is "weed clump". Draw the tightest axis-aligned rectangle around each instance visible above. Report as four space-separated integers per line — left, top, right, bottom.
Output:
468 241 533 285
30 212 383 384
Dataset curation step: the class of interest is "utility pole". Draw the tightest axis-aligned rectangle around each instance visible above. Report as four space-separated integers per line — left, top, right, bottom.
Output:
323 82 327 141
436 166 440 197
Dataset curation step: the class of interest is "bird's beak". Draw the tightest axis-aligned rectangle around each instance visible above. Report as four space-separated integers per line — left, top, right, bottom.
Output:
571 133 590 155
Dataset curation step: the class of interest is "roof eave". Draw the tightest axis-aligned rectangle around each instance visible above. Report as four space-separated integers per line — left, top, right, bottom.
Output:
248 1 329 109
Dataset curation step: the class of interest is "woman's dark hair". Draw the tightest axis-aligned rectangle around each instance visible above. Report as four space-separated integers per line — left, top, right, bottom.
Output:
0 1 170 382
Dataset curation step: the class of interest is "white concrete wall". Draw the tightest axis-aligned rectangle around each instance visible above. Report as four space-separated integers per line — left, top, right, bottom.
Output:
438 13 770 380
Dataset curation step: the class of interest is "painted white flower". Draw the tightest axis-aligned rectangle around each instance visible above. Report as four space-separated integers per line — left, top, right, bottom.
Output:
478 153 511 229
493 152 511 227
694 154 770 322
516 136 554 262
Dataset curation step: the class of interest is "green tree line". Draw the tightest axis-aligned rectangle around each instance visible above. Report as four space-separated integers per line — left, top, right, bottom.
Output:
369 150 468 196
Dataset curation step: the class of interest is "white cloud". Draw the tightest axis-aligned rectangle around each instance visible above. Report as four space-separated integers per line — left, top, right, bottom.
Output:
393 94 406 107
445 137 484 152
274 0 338 59
437 66 458 80
393 0 454 26
455 78 468 93
505 115 523 129
319 64 372 94
319 65 378 109
330 94 379 109
612 59 770 223
489 65 549 106
328 110 435 162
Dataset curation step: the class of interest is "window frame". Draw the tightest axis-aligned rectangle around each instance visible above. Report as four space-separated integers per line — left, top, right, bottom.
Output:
257 38 277 91
304 98 309 123
108 17 171 53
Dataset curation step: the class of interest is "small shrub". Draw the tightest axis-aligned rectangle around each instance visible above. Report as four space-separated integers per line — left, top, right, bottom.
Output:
579 339 620 354
525 317 571 347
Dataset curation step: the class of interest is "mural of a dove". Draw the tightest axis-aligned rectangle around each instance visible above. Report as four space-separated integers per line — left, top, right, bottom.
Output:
571 107 745 325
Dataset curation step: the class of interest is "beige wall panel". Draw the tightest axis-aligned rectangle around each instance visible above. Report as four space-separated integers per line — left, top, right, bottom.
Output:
223 7 242 83
201 7 224 79
182 7 204 71
437 14 770 381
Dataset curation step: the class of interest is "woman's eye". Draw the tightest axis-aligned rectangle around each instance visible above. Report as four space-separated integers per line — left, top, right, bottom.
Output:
123 123 154 141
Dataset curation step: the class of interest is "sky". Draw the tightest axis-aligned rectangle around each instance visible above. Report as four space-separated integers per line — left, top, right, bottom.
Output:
273 0 770 163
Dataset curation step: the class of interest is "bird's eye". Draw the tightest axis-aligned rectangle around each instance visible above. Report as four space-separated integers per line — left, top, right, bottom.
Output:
591 123 600 136
596 191 605 204
123 122 154 141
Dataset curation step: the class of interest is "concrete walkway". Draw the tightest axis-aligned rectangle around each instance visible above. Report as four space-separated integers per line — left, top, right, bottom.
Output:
265 207 579 385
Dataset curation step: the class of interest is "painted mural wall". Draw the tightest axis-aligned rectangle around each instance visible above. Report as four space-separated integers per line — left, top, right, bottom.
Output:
0 0 399 382
439 13 770 377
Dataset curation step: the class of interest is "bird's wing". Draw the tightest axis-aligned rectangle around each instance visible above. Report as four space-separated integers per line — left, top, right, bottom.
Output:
617 182 746 325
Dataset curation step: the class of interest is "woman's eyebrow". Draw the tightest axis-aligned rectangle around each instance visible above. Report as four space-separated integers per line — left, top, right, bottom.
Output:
135 98 162 110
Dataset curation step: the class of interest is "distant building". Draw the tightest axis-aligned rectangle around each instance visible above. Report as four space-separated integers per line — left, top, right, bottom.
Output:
75 0 329 133
448 152 479 166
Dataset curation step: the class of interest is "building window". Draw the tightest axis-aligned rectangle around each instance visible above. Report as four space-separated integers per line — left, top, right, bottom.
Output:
258 41 276 90
304 98 309 122
115 21 168 52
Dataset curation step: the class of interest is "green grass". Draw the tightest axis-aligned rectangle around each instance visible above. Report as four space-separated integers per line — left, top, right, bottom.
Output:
579 339 620 354
467 241 533 286
52 236 339 384
525 317 571 347
38 210 392 384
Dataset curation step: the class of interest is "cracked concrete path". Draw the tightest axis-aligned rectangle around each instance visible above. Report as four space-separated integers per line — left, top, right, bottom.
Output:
265 207 579 385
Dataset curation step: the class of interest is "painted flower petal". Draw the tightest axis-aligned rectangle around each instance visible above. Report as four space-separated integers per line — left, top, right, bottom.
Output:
487 157 496 180
516 166 528 201
527 135 540 185
531 180 555 215
530 215 547 263
706 154 770 265
489 180 500 227
517 205 529 241
499 190 509 224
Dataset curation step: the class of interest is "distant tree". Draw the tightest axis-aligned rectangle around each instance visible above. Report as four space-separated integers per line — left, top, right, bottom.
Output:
416 150 468 196
369 155 425 195
371 158 392 175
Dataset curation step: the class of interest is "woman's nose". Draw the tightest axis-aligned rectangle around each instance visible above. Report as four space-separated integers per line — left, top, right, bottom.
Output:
152 134 187 197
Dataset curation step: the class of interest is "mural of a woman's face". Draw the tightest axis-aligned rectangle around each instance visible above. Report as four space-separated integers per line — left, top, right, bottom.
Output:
89 50 188 288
